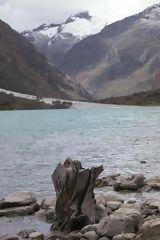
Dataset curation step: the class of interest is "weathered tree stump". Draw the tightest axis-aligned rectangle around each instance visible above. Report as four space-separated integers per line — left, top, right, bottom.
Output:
51 158 103 233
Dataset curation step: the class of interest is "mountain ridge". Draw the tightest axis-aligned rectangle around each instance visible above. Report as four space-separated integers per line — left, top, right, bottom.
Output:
60 4 160 99
0 19 90 100
22 11 107 65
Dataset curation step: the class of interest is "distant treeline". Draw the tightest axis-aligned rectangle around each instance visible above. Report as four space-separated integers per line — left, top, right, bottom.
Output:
99 89 160 106
0 93 72 110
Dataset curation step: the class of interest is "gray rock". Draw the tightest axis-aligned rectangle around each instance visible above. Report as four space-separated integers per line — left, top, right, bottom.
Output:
95 193 124 207
0 236 19 240
46 232 82 240
136 218 160 240
98 237 110 240
0 203 39 217
114 174 146 191
97 215 135 237
29 232 44 240
107 201 122 211
81 224 98 234
0 192 36 209
83 231 98 240
95 203 108 222
147 176 160 190
115 206 142 228
41 196 56 210
44 209 55 223
18 229 36 239
113 233 136 240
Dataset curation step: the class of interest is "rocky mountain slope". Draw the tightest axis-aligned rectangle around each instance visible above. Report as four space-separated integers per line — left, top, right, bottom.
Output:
0 19 90 100
22 11 106 65
60 4 160 99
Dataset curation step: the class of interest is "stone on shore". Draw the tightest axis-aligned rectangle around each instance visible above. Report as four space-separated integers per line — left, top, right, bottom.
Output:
136 218 160 240
113 233 136 240
97 215 135 237
107 201 122 211
0 192 36 209
81 224 98 234
0 236 19 240
95 192 124 207
17 229 36 239
0 203 39 217
41 196 56 210
147 176 160 190
29 232 44 240
114 174 146 191
83 231 98 240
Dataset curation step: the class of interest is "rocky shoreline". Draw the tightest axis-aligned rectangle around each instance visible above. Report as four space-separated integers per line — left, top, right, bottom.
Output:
1 163 160 240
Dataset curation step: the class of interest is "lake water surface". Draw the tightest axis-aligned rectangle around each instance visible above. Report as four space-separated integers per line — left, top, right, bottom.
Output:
0 105 160 198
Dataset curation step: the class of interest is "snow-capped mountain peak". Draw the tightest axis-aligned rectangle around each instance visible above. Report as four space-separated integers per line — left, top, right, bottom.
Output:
22 11 107 65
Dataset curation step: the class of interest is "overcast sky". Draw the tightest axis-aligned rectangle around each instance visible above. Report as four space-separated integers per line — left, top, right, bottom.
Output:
0 0 159 32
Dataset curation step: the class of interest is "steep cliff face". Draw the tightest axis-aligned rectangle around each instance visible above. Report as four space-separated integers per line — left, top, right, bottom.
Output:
22 11 106 65
0 19 90 100
60 4 160 99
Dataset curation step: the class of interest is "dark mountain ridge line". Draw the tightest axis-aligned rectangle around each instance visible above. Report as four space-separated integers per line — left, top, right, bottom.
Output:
99 89 160 106
0 19 90 101
59 3 160 99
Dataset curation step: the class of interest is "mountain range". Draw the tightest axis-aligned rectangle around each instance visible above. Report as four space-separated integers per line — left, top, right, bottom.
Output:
22 11 107 66
0 19 90 100
59 4 160 99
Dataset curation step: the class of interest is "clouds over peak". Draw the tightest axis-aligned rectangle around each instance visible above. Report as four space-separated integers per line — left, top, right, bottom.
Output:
0 0 159 31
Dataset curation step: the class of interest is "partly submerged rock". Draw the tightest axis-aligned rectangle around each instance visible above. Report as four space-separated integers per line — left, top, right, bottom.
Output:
17 229 36 239
114 174 146 191
0 203 39 217
41 196 56 210
28 232 44 240
147 176 160 190
0 192 36 209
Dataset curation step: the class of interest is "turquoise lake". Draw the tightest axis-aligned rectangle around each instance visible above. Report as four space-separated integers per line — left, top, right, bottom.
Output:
0 105 160 197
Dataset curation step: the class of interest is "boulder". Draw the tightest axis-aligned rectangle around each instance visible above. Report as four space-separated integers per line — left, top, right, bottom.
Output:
95 193 124 207
0 236 19 240
0 192 36 209
18 229 36 239
29 232 44 240
83 231 98 240
115 206 142 228
98 238 110 240
95 203 109 222
141 199 160 217
45 209 55 223
97 215 135 237
136 218 160 240
114 174 146 191
107 201 122 211
113 233 136 240
41 196 56 210
147 176 160 190
81 224 98 234
46 233 82 240
0 203 39 217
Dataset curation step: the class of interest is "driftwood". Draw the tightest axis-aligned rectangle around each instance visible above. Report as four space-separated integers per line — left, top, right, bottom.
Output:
51 158 103 232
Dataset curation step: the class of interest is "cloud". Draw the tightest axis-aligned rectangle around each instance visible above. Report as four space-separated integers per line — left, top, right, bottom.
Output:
0 0 159 32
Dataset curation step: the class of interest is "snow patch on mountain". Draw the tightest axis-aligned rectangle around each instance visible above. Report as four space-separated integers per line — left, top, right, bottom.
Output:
40 26 59 38
60 16 107 39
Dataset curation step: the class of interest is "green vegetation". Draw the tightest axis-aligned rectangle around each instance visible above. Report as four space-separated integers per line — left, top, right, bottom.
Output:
0 93 72 110
99 89 160 106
